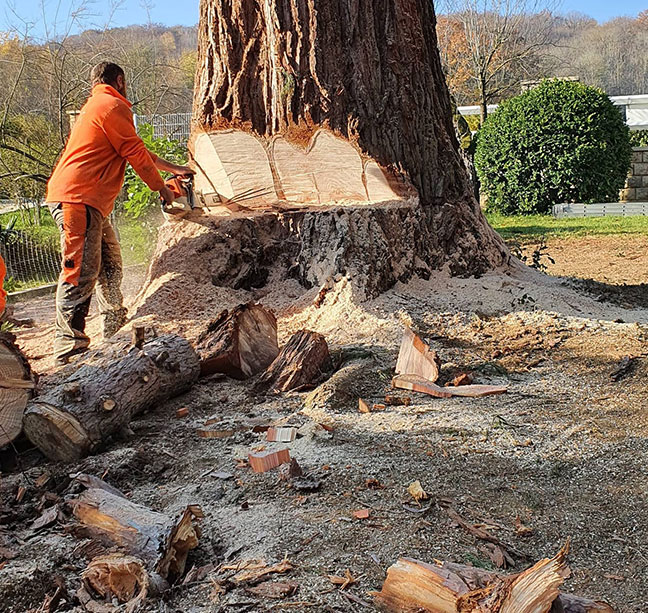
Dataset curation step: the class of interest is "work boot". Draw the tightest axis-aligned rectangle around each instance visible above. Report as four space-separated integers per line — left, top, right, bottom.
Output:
103 307 128 339
54 346 89 367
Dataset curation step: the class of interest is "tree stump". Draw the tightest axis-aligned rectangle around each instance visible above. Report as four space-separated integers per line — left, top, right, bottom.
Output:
23 335 200 462
136 0 508 320
0 334 35 447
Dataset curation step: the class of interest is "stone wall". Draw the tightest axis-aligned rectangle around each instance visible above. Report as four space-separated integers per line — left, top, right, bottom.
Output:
621 147 648 202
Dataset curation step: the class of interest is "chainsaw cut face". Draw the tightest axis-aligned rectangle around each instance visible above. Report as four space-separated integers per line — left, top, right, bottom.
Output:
190 129 406 213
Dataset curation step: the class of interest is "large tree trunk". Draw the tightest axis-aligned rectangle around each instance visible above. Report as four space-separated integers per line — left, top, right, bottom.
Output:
138 0 507 314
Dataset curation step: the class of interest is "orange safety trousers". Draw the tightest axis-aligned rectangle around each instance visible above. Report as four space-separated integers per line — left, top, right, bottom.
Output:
49 203 127 361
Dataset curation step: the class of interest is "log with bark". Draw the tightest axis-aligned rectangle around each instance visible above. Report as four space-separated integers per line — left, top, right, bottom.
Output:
23 335 200 462
195 303 279 378
136 0 508 319
0 333 36 447
70 485 201 581
373 546 615 613
255 330 332 393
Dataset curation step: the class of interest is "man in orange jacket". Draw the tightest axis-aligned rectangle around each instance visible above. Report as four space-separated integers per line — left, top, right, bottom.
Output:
46 62 193 364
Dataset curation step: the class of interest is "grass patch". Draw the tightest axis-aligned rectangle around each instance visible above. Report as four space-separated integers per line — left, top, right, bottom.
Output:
487 212 648 241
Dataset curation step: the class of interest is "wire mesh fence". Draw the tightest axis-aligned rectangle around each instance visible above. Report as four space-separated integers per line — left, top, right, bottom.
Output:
135 113 192 141
1 229 60 291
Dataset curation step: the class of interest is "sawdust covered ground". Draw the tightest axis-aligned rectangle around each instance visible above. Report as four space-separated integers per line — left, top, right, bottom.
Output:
3 239 648 612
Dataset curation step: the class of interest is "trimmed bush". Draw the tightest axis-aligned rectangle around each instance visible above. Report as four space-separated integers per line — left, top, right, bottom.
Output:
475 80 632 215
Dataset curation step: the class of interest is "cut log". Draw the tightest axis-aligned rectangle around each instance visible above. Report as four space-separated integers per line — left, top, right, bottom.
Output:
23 335 200 462
195 303 279 379
395 328 441 382
255 330 332 393
373 549 615 613
71 486 201 580
0 333 36 447
393 374 507 398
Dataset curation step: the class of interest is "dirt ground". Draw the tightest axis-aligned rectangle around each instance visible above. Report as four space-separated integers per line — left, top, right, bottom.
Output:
2 235 648 612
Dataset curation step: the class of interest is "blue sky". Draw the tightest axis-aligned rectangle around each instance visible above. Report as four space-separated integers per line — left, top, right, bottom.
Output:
1 0 644 39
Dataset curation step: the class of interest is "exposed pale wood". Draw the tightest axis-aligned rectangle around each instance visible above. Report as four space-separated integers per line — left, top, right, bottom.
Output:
71 487 200 580
0 334 35 447
23 335 200 462
255 330 332 393
195 303 279 379
393 374 507 398
395 328 442 382
374 549 614 613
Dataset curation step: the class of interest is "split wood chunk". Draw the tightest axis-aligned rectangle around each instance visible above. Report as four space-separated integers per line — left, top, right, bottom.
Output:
23 335 200 462
395 328 442 383
359 399 371 413
71 486 201 580
248 449 290 473
81 554 154 612
393 374 507 399
373 546 615 613
266 427 297 443
195 303 279 379
0 334 36 447
255 330 332 393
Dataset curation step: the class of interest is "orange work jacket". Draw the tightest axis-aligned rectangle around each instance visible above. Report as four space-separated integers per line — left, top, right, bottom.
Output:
46 84 165 217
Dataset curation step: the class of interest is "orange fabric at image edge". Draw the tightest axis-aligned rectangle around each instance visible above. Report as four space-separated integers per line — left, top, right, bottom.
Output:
0 254 6 313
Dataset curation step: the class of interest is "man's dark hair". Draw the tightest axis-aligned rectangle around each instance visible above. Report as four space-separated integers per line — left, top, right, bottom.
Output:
90 62 125 87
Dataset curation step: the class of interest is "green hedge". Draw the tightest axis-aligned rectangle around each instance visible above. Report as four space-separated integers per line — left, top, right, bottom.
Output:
475 80 632 215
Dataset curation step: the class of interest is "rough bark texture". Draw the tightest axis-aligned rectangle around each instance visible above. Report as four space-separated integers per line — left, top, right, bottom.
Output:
195 303 279 378
23 336 200 462
0 334 35 447
141 0 508 312
374 554 614 613
255 329 332 393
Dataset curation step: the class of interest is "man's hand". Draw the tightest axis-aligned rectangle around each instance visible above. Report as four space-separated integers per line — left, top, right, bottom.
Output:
159 185 176 204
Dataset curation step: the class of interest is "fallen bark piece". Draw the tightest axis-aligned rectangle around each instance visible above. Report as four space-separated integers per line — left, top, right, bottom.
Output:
255 330 332 393
393 374 507 398
353 509 371 520
224 558 293 585
278 458 304 481
24 335 200 462
373 545 614 613
176 407 189 418
328 569 356 590
384 395 411 406
246 580 298 599
373 403 387 411
0 333 36 448
266 427 297 443
452 372 474 386
31 504 61 531
395 327 441 382
195 303 279 379
248 449 291 473
70 486 201 580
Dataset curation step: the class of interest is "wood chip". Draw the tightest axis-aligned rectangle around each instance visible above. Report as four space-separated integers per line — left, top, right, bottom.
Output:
176 407 189 418
266 427 297 443
407 480 428 504
248 449 291 473
393 374 507 398
327 569 356 590
246 580 298 599
358 399 370 413
353 509 371 520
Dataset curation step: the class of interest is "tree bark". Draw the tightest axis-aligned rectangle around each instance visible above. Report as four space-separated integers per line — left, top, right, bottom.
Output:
141 0 508 312
374 552 615 613
195 302 279 378
23 335 200 462
255 329 332 393
0 334 36 448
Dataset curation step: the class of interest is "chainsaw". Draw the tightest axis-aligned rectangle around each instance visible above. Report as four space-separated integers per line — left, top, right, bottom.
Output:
160 174 196 218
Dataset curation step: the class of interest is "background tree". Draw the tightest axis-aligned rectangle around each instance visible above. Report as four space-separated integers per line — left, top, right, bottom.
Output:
437 0 558 121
